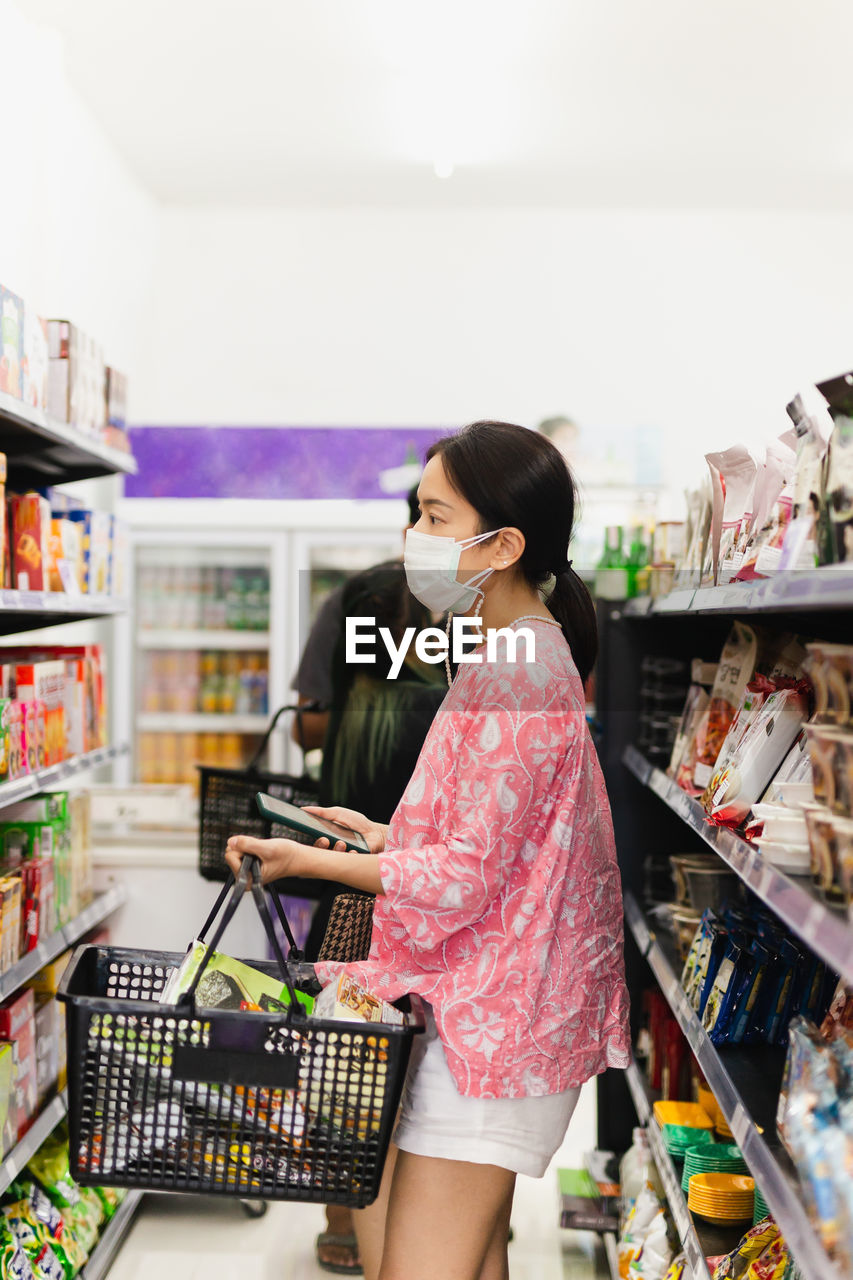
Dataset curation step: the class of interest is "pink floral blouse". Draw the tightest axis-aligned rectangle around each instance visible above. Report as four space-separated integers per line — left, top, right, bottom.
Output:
324 618 630 1099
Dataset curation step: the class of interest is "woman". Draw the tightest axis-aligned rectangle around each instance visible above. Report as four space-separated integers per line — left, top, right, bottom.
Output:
227 421 630 1280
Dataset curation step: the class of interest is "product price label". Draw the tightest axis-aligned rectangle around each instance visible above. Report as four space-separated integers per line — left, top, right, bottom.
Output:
730 1102 750 1147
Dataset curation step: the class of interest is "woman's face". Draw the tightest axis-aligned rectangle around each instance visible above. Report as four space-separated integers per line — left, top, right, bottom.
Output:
413 454 523 575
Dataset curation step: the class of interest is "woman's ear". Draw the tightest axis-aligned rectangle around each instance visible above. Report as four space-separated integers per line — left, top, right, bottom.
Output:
490 527 525 570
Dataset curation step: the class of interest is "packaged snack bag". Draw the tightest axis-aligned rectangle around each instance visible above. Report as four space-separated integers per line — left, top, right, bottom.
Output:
618 1185 661 1278
668 686 709 780
706 685 810 827
159 939 314 1014
735 438 797 580
705 446 760 585
0 1221 35 1279
628 1207 673 1278
694 624 758 790
711 1220 780 1279
817 370 853 564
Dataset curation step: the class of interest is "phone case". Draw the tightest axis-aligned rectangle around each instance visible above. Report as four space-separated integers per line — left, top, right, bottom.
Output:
254 793 368 853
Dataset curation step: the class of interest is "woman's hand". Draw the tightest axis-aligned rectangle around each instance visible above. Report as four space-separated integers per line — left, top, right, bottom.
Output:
302 806 387 854
224 835 306 884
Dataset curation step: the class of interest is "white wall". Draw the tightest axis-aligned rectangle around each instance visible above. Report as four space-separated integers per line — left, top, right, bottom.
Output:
0 0 157 381
134 206 853 503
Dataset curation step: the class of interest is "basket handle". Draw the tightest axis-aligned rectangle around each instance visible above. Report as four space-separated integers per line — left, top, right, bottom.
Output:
197 859 303 962
179 855 306 1019
246 701 322 773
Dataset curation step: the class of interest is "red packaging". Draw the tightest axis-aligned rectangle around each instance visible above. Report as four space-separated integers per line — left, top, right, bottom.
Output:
10 493 50 591
14 662 65 766
20 858 54 952
0 988 37 1138
21 700 45 773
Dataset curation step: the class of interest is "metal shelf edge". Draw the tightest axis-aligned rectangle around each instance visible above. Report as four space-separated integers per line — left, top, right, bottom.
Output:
603 1232 620 1280
0 886 126 1003
621 745 853 987
624 891 843 1280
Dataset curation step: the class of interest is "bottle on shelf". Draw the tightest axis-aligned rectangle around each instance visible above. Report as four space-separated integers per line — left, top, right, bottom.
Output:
595 526 629 600
625 525 649 599
618 1127 656 1227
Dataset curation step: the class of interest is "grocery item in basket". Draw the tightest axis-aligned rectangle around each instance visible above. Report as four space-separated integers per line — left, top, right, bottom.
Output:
694 624 758 791
710 1218 780 1279
159 940 315 1014
313 973 405 1025
233 1085 307 1147
706 685 809 827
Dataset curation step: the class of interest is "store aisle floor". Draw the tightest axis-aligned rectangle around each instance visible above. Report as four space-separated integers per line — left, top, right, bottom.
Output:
110 1081 608 1280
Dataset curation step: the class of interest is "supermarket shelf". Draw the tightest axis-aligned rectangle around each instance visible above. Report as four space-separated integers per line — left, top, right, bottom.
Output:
0 389 136 484
622 569 853 618
622 745 853 987
137 714 269 733
624 890 843 1280
137 629 270 650
603 1232 620 1280
0 884 126 1004
0 743 130 816
0 591 128 635
0 1090 68 1196
624 1060 714 1280
81 1191 145 1280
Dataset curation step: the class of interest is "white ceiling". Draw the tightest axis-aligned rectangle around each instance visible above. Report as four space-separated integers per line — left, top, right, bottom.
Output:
20 0 853 208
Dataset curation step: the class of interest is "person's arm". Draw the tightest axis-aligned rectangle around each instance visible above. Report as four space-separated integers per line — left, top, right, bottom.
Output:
225 805 389 890
289 587 344 745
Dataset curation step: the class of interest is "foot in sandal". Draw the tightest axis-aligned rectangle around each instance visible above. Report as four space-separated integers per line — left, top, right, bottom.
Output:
315 1230 363 1274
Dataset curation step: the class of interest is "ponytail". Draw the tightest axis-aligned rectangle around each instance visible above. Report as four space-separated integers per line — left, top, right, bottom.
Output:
547 566 597 685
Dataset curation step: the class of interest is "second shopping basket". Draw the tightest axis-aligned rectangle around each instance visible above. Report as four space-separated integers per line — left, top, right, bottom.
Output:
58 856 423 1207
198 703 326 896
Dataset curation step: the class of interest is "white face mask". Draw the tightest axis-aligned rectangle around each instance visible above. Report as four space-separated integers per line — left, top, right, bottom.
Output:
404 527 500 614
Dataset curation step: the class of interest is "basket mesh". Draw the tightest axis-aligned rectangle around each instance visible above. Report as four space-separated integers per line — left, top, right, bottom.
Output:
65 947 412 1206
198 766 319 881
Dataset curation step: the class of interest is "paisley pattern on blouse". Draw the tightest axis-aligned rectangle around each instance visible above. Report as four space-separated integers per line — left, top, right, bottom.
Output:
328 618 630 1099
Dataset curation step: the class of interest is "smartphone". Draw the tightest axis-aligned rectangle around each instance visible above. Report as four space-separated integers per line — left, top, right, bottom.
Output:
255 792 370 853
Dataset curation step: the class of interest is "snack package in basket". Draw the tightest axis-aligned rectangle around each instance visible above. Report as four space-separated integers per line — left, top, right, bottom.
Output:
159 940 314 1014
313 973 404 1025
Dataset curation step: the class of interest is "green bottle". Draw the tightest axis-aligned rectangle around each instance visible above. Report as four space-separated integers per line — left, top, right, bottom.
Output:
595 526 629 600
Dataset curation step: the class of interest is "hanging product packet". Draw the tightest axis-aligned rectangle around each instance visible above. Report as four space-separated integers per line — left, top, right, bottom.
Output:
693 623 758 791
668 685 709 780
618 1184 661 1278
816 370 853 565
706 684 810 828
735 438 797 581
676 485 712 589
705 445 760 585
702 675 777 812
711 1219 780 1280
779 385 835 571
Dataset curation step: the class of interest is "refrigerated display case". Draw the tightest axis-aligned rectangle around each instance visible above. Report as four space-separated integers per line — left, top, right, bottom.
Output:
114 498 406 788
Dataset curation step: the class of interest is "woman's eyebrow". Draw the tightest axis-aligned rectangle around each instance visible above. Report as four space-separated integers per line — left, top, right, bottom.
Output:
419 496 453 510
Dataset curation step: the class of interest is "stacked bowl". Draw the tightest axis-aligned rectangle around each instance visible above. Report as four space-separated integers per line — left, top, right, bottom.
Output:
681 1142 748 1193
687 1172 756 1226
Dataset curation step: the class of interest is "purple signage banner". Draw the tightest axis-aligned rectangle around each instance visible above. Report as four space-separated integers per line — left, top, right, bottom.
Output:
125 426 450 500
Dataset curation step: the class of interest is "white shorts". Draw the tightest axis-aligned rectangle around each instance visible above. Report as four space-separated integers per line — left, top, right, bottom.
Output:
392 1005 581 1178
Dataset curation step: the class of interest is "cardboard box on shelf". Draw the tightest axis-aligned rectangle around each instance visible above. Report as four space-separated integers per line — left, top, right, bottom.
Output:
47 320 79 425
32 997 58 1107
105 367 127 430
15 661 66 766
10 493 51 591
0 989 37 1139
67 510 111 594
5 702 24 780
0 1041 17 1157
21 700 45 772
22 312 48 413
0 286 24 401
108 516 128 598
0 876 22 972
28 949 72 997
0 452 7 591
46 518 84 594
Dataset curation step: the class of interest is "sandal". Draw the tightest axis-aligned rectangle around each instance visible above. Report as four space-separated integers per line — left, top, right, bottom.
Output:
315 1231 364 1275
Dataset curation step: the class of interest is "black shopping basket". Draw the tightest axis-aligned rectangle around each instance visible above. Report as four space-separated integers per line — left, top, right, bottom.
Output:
198 703 325 896
57 856 423 1207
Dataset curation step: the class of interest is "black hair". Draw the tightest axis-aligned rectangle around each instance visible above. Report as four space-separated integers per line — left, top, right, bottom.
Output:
406 484 420 527
426 421 597 683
